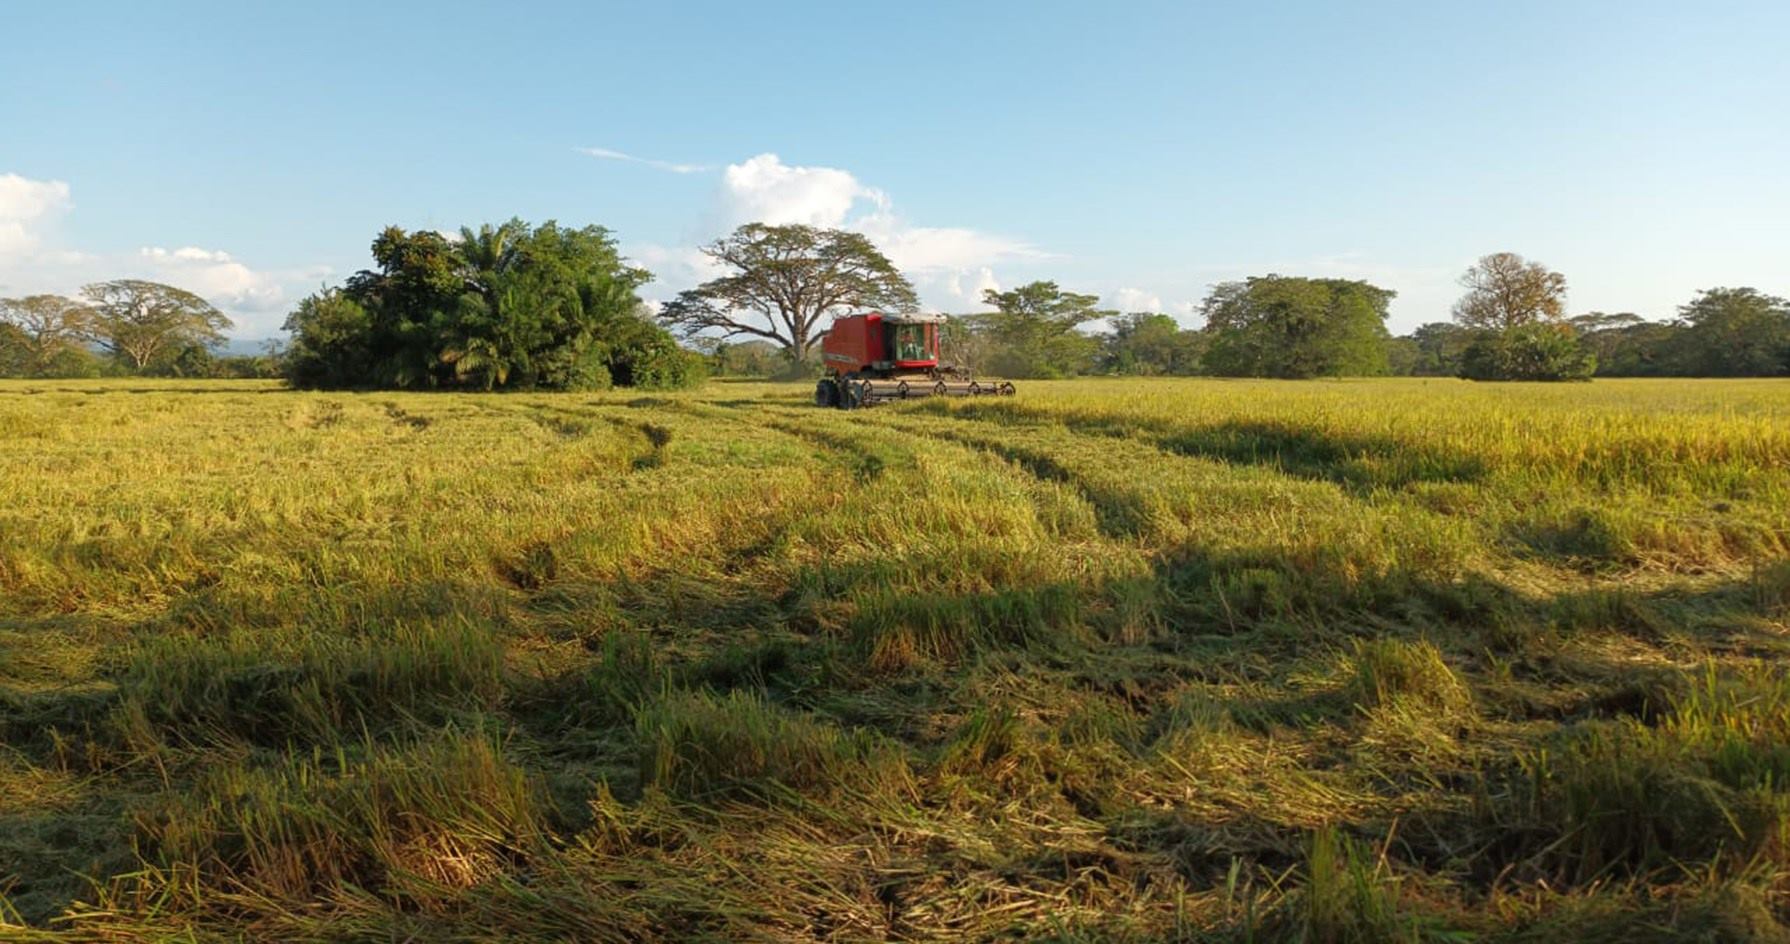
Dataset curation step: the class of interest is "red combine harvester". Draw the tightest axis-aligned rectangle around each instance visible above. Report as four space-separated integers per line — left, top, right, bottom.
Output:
815 311 1015 409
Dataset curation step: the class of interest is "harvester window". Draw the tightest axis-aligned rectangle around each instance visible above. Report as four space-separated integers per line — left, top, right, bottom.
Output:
894 324 927 361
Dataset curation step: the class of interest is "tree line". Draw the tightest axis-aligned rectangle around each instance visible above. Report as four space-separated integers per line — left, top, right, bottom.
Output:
677 233 1787 382
0 219 706 389
0 281 269 380
5 220 1786 385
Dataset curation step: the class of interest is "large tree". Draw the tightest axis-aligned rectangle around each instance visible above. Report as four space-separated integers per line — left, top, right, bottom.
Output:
0 294 94 374
1449 253 1591 381
79 280 231 370
1200 276 1394 378
658 223 918 359
1675 287 1790 377
286 219 697 391
1452 252 1568 331
0 322 28 376
978 281 1109 378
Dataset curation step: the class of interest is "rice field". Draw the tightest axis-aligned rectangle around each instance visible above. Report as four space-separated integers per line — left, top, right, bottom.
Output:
2 376 1789 941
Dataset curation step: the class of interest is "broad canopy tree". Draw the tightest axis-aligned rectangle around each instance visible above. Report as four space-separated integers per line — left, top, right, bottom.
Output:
0 293 95 374
1452 252 1568 331
1675 287 1790 377
976 281 1111 378
658 223 919 360
79 280 231 370
1200 276 1394 378
1450 253 1592 381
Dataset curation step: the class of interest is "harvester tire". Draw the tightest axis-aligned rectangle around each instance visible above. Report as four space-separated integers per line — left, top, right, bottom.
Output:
815 379 839 408
841 382 863 410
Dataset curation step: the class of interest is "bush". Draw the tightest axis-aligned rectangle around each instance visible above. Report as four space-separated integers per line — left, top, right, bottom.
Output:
1459 323 1596 381
282 220 703 391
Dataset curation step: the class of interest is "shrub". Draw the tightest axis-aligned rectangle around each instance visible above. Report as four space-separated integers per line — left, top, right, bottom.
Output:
1459 323 1596 381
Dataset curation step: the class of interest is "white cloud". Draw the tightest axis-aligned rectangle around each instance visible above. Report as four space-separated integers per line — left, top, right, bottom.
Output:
0 171 330 337
138 246 289 315
712 153 884 230
0 173 72 257
628 242 731 296
653 153 1046 312
576 146 708 175
1109 287 1163 314
937 266 1002 311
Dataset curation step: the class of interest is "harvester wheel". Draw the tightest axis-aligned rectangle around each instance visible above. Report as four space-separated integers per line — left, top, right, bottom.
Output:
999 382 1016 396
815 378 839 408
840 382 863 410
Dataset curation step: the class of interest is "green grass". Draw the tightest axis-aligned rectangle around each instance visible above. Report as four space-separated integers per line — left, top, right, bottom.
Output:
1 376 1787 940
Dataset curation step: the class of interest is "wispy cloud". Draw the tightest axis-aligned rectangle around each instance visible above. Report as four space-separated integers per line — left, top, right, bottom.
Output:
575 146 709 175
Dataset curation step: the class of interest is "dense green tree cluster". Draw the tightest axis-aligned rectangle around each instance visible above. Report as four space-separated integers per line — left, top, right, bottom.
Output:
972 282 1110 378
1100 312 1207 375
1397 286 1789 380
284 220 703 391
6 231 1785 386
1200 276 1395 378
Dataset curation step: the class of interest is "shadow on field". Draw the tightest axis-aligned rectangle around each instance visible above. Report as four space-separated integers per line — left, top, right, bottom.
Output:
7 499 1785 931
915 400 1490 493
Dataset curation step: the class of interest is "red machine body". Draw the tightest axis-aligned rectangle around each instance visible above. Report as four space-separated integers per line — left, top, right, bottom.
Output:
821 311 941 374
814 311 1013 409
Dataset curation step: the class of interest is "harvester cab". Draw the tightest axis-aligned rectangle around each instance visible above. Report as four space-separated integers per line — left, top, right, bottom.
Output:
815 311 1015 409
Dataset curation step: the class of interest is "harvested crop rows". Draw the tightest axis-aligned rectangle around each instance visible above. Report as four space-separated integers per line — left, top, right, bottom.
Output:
2 377 1789 940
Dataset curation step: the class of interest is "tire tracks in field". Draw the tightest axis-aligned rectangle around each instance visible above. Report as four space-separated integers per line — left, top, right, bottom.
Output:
720 400 1152 542
696 399 911 482
863 412 1155 541
910 400 1488 495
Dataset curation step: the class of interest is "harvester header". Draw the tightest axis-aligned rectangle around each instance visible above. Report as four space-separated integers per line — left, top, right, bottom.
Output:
815 311 1014 409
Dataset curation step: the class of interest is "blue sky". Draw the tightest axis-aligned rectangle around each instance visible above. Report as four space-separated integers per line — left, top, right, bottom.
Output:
3 0 1786 338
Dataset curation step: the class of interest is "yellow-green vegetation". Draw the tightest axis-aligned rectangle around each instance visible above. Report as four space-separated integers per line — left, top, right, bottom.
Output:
2 376 1789 941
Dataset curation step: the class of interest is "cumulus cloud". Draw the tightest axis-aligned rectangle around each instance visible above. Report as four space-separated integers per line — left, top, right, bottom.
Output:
138 246 290 314
0 170 336 336
0 173 72 257
576 146 708 175
936 267 1002 311
637 152 1047 312
711 153 885 230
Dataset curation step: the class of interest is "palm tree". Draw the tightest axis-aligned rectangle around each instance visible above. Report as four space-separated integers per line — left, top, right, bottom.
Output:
457 221 524 302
